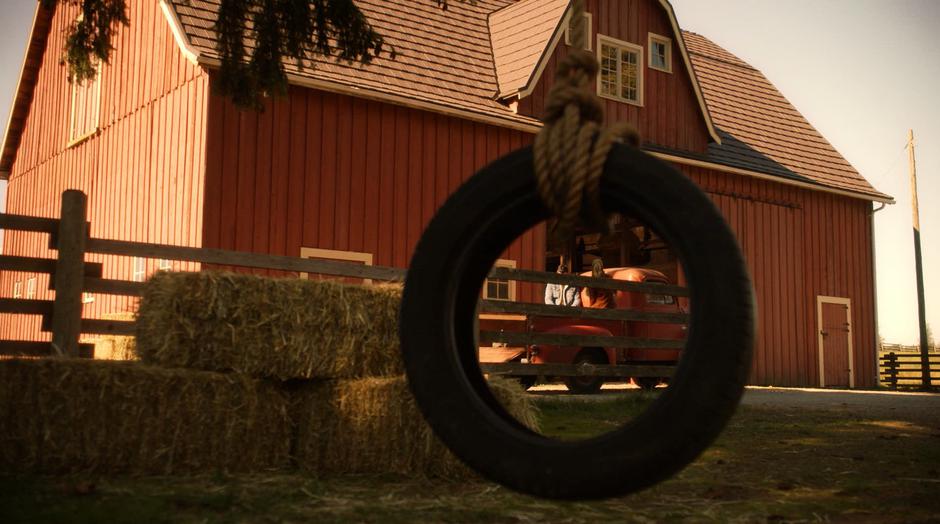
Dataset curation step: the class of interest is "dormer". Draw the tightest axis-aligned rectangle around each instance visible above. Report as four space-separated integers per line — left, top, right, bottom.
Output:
490 0 720 155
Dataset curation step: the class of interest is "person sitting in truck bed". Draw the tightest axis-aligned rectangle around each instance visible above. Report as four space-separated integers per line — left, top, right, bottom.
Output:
544 263 581 307
583 259 616 309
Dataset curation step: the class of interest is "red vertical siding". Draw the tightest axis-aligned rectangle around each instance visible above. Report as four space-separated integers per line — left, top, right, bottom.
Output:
203 84 544 302
683 165 877 388
0 1 209 341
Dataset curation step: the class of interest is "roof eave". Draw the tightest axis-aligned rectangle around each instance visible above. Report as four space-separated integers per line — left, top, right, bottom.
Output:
160 0 201 65
0 2 55 180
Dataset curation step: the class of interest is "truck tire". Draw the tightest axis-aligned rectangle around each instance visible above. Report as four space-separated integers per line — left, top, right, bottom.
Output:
400 144 754 500
634 377 660 391
517 376 537 391
564 349 607 394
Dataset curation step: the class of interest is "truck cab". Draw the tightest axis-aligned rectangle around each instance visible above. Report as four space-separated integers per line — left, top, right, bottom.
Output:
479 267 687 393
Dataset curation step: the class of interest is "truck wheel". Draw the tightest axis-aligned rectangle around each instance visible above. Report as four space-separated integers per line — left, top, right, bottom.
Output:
634 377 660 391
400 144 754 500
518 376 537 391
564 350 606 394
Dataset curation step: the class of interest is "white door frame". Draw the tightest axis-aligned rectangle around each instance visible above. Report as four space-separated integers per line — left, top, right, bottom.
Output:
816 295 854 388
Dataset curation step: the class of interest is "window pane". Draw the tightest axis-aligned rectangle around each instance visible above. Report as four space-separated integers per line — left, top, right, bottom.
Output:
600 44 618 96
652 41 667 69
620 50 638 101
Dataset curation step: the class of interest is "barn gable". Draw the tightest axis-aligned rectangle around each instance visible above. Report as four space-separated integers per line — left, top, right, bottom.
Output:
493 0 721 146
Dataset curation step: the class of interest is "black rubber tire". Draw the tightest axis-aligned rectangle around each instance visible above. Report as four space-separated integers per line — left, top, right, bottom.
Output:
400 144 754 500
564 350 606 395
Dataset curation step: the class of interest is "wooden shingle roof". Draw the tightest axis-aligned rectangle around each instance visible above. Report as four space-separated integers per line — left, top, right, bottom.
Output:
489 0 569 97
683 31 890 201
1 0 890 203
170 0 541 126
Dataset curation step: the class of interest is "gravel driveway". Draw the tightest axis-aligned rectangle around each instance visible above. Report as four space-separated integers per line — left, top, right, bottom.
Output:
741 386 940 423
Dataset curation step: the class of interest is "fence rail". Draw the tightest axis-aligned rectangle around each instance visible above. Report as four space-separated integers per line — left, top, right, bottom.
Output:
481 362 675 378
1 190 689 373
879 351 939 390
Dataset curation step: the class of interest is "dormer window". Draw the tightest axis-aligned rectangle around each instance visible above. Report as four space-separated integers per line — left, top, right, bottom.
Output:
564 11 593 50
597 35 643 106
648 33 673 73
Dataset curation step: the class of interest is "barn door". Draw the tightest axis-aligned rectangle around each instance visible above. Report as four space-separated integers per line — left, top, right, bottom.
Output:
817 296 854 388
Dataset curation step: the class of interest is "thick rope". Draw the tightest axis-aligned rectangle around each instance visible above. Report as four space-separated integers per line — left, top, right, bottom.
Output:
534 0 639 242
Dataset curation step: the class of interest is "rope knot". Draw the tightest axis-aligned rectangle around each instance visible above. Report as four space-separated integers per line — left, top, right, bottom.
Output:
533 43 640 243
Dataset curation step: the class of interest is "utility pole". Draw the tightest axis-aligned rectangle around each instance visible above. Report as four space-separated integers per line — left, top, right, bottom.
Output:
908 129 931 388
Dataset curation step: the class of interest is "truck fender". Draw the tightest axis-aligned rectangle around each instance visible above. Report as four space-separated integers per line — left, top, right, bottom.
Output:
535 325 616 364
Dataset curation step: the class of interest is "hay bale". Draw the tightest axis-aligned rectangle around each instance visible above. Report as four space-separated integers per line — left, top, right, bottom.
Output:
135 271 402 380
92 312 137 360
0 358 291 474
292 376 539 479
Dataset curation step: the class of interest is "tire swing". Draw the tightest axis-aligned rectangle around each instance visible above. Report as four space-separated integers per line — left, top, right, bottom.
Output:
399 0 755 501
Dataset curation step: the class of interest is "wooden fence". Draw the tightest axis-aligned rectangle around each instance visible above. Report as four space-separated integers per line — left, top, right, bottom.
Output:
879 348 939 390
0 190 688 380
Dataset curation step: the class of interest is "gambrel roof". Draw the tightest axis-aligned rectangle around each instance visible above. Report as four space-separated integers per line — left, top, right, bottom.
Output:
1 0 890 203
683 31 884 199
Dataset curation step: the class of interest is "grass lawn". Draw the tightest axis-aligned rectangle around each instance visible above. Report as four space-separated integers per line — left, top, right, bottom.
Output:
3 392 939 523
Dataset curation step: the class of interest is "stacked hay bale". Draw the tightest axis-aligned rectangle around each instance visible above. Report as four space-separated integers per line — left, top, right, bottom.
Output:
1 270 537 477
0 358 290 474
133 271 538 479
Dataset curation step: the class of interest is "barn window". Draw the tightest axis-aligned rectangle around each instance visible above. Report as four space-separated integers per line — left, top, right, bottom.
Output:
158 259 173 271
82 292 94 304
597 35 643 106
13 281 22 299
648 33 672 73
483 259 517 302
132 257 147 282
26 277 37 299
67 15 102 148
564 11 592 50
299 247 374 285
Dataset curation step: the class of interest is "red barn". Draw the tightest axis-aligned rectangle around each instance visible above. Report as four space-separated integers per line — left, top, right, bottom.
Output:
0 0 891 387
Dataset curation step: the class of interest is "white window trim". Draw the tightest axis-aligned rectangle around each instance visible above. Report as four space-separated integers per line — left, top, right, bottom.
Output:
596 34 645 107
483 259 517 302
648 33 673 73
299 247 374 284
158 259 173 271
564 12 593 51
133 257 147 282
67 60 103 147
13 281 22 299
82 292 95 304
26 277 37 299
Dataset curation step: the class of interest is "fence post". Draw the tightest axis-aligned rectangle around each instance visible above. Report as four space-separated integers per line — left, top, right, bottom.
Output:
887 352 898 390
51 190 88 357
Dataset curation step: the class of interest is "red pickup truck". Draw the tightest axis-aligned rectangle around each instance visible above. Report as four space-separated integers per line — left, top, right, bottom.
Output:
479 267 687 394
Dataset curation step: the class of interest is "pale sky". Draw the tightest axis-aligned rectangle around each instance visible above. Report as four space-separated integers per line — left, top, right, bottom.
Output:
0 0 937 345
